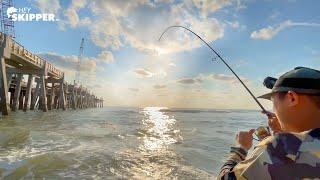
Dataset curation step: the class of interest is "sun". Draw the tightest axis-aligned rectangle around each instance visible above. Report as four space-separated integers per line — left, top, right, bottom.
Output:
154 47 168 55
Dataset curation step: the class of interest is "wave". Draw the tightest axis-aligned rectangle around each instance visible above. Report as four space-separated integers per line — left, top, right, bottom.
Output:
109 110 138 115
159 109 232 114
0 127 30 147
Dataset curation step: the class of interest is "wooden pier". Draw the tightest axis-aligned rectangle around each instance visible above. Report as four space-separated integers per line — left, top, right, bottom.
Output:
0 33 103 115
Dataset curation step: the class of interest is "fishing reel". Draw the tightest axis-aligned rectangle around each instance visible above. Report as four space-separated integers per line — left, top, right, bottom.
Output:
254 126 271 141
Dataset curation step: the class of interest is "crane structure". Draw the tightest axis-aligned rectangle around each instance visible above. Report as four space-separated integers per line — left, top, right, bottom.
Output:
0 0 15 38
75 38 84 85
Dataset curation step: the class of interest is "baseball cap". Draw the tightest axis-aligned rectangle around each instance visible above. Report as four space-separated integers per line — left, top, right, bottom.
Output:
258 67 320 100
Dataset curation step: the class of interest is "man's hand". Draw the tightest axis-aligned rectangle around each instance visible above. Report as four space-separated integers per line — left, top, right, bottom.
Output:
262 111 282 134
236 129 255 151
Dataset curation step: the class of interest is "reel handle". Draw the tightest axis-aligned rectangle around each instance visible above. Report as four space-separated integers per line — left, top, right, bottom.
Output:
254 126 271 141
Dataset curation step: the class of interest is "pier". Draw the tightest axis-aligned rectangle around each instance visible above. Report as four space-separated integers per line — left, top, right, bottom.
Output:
0 33 103 116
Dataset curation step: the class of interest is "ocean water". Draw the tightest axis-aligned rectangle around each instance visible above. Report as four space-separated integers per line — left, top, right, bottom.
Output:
0 107 266 179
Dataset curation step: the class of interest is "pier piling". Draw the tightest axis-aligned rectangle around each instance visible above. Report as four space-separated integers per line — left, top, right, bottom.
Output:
0 35 11 115
23 74 33 111
12 73 22 111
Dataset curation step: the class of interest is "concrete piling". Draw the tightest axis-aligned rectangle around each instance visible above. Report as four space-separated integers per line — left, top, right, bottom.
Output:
0 34 11 115
48 82 54 110
12 73 22 111
23 74 33 111
30 79 40 110
59 76 66 111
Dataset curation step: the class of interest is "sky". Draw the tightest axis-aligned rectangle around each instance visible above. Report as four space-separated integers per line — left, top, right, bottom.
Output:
10 0 320 109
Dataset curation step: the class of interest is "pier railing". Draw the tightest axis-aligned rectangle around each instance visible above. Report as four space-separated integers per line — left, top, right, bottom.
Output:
10 38 63 78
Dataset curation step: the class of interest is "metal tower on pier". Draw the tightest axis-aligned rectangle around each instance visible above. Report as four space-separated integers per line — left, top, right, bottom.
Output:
75 38 84 85
0 0 15 38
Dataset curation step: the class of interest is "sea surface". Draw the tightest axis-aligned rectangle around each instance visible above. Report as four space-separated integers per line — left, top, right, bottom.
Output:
0 107 266 179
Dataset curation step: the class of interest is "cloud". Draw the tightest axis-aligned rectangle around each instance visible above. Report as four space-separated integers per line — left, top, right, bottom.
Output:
97 51 114 64
233 59 248 68
225 21 246 30
80 59 97 72
251 20 320 40
89 17 123 49
133 67 168 78
250 21 291 40
69 0 87 10
177 73 249 85
177 77 203 84
169 62 176 67
226 21 240 28
38 52 98 83
32 0 61 14
153 84 167 89
39 52 98 72
153 0 174 3
63 0 88 28
235 0 246 9
269 11 280 20
60 0 225 54
90 0 149 17
64 9 79 28
134 68 154 77
209 74 235 81
193 0 232 17
38 52 78 70
129 88 139 92
208 73 250 84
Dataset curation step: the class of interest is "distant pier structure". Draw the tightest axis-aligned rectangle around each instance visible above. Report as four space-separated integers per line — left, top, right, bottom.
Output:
0 33 104 115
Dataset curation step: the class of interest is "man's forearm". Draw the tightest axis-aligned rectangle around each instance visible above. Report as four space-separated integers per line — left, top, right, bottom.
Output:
218 147 247 180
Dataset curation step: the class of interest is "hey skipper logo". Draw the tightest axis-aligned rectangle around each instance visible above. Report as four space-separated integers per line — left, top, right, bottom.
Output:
7 7 17 18
7 7 58 22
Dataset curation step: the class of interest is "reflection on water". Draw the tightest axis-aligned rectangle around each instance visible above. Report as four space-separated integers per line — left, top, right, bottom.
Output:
140 107 180 151
116 107 210 179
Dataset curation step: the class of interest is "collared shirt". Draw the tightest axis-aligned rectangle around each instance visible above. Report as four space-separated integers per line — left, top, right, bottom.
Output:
218 128 320 179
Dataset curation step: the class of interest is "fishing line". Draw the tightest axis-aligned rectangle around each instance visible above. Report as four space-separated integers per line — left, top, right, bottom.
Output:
159 25 268 114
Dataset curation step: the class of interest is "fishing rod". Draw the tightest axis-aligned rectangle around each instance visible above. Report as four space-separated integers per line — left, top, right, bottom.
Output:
159 25 268 114
159 26 274 141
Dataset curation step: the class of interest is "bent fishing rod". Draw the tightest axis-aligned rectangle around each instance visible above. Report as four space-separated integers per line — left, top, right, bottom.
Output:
159 25 268 115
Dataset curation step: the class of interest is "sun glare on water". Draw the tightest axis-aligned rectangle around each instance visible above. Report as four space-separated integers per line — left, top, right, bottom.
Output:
140 107 179 151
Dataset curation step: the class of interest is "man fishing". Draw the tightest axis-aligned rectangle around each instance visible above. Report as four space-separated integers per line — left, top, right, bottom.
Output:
218 67 320 179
